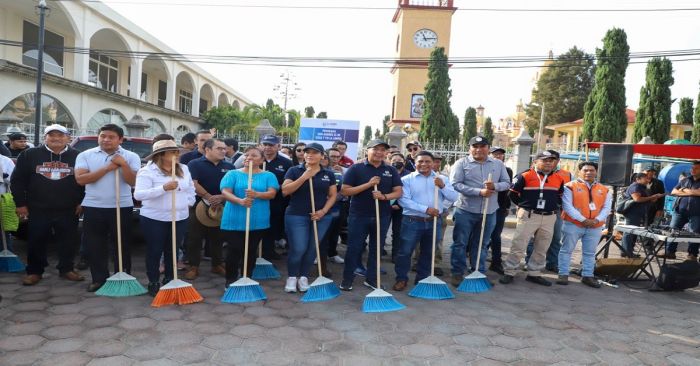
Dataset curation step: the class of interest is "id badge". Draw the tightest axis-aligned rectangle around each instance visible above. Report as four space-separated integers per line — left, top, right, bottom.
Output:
50 170 60 180
588 202 597 210
536 199 546 209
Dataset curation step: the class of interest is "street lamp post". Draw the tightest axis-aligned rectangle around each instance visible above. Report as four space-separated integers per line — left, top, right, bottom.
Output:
273 70 300 127
34 0 49 146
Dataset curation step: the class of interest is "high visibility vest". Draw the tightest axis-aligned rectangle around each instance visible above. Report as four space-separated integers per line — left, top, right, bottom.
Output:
562 180 608 228
555 168 573 184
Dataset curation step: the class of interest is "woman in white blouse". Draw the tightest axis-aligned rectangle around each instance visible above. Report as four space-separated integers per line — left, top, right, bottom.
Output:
134 140 195 296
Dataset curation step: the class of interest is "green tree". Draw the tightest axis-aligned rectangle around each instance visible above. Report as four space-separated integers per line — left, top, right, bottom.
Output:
693 84 700 143
304 106 315 118
201 105 250 134
374 128 381 139
483 117 494 143
676 97 694 124
381 115 390 139
583 28 630 142
419 47 459 142
316 112 327 119
526 47 596 135
363 125 372 146
633 58 674 143
462 107 477 143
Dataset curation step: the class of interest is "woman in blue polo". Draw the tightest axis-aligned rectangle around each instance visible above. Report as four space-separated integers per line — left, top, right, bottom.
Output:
281 143 337 293
220 147 279 287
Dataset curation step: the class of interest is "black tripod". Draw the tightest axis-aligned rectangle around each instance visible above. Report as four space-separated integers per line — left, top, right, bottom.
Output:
595 186 626 258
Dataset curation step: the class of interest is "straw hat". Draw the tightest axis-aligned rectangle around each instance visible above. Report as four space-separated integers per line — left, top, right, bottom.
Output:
195 200 223 227
145 140 180 160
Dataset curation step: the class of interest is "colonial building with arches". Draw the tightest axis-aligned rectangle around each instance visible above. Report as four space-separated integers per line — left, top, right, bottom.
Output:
0 0 251 139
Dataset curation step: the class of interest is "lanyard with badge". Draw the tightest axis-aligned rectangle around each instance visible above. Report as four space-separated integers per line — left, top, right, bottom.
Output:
586 181 597 211
535 172 548 209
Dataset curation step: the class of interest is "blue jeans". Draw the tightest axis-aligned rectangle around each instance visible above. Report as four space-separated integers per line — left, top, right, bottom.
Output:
342 214 390 285
559 221 602 277
285 214 332 277
140 216 187 284
622 210 646 255
526 213 563 269
395 216 441 282
450 209 496 275
666 212 700 256
488 209 508 266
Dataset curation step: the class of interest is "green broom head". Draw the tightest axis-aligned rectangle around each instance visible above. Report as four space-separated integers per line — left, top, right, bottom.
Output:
301 276 340 303
251 257 281 280
221 277 266 304
0 249 25 272
409 275 455 300
95 271 147 297
362 288 405 313
457 270 492 294
151 279 203 307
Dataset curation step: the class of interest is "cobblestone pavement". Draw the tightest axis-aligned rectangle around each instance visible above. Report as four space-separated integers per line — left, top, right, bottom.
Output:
1 226 699 366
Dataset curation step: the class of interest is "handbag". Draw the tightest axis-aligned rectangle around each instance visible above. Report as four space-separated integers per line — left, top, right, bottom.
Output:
615 193 635 215
0 192 18 232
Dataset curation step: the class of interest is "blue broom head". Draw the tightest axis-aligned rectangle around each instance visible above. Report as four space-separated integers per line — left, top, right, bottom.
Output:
251 258 281 280
221 277 267 304
95 271 147 297
301 276 340 303
0 249 25 272
362 288 406 313
457 270 492 294
408 275 455 300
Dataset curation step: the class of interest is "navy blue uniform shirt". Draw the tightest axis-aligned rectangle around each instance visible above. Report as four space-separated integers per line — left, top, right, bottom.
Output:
180 150 203 165
343 160 403 216
265 154 294 210
284 165 337 216
625 182 650 217
187 157 234 198
675 176 700 216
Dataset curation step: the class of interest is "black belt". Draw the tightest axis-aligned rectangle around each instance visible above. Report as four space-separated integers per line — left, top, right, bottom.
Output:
405 215 434 222
523 209 555 216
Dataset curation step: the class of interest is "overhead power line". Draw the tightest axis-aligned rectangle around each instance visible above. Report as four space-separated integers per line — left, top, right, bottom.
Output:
48 0 700 12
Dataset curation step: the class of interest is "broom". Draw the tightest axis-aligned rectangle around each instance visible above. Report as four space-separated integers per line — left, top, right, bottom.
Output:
152 158 203 307
362 185 405 313
409 184 454 300
0 198 23 272
457 173 493 294
96 169 147 297
251 161 281 280
222 162 266 303
302 176 340 302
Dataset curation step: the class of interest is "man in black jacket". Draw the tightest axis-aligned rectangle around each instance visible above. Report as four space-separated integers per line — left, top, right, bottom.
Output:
487 147 513 275
12 124 85 286
645 168 665 224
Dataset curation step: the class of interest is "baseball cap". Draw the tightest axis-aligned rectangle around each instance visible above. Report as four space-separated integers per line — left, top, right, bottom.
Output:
8 132 27 141
303 142 325 153
468 136 490 146
405 140 422 149
44 124 69 135
545 149 560 159
260 134 280 145
366 139 390 149
535 150 557 160
489 146 506 154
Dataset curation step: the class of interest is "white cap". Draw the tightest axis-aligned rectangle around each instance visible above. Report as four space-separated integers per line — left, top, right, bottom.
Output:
44 124 69 135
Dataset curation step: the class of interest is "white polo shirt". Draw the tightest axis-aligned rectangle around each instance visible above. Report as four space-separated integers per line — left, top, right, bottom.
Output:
75 146 141 208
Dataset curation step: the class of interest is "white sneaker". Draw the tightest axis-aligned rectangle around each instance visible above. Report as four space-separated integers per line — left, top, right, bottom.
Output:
313 258 318 265
298 276 310 292
330 255 345 264
285 277 297 293
275 239 287 249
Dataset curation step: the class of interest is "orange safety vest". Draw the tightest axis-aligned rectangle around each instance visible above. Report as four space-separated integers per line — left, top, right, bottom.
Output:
555 168 573 184
562 180 608 228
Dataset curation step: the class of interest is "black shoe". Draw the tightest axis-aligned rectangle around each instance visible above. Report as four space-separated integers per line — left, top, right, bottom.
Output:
545 266 558 273
526 276 552 287
499 274 514 284
148 282 160 297
489 264 505 275
362 281 386 290
161 278 172 286
434 267 444 277
556 275 569 285
76 257 89 270
381 249 388 256
581 276 601 288
339 280 353 291
87 282 104 292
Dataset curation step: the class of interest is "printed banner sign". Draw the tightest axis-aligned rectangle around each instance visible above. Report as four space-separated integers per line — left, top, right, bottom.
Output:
299 118 360 161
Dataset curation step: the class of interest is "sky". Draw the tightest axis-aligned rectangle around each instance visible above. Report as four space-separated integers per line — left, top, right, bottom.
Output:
104 0 700 134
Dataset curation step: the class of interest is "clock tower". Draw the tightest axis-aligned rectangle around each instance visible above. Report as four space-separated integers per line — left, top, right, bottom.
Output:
388 0 457 132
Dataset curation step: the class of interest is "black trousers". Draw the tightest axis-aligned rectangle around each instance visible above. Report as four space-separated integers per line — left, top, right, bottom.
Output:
83 206 132 284
186 206 224 267
25 210 80 276
261 207 284 258
223 229 267 282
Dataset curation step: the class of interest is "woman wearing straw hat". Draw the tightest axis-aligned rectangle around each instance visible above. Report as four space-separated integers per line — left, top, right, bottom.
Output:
220 147 279 287
134 140 196 296
281 143 337 293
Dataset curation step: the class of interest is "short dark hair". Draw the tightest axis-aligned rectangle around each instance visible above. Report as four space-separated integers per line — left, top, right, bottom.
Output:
327 147 341 155
152 133 174 144
332 140 347 148
578 161 598 170
99 124 124 138
389 145 398 149
244 146 263 156
195 129 212 138
202 138 222 150
389 153 405 161
632 172 647 181
180 132 195 144
223 138 238 150
416 151 435 160
645 167 657 173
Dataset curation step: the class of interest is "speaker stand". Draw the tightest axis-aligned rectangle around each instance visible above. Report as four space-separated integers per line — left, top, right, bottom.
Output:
596 186 627 259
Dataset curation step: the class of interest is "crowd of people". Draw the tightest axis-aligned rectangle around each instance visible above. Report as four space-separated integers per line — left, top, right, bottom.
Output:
8 122 700 297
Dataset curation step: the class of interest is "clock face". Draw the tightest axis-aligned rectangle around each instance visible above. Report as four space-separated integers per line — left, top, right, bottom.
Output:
413 29 438 48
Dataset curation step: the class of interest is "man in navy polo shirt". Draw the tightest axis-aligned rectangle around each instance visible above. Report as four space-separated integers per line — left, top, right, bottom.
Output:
183 138 234 280
340 139 403 290
180 130 212 165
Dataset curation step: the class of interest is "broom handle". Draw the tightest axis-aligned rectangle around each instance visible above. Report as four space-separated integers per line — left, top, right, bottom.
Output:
243 162 253 277
309 175 323 276
374 184 381 289
171 158 178 281
0 195 7 252
115 168 123 272
430 184 438 276
257 161 266 259
475 173 492 272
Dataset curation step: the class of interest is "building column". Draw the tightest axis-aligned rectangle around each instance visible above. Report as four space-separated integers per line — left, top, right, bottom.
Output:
129 58 143 101
191 84 200 117
74 36 90 84
166 65 176 110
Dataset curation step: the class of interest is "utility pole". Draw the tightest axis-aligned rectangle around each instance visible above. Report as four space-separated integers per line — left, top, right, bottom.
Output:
536 102 545 151
273 70 300 127
34 0 49 146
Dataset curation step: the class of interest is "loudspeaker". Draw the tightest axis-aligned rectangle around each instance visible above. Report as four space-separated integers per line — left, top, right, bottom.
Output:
597 144 634 186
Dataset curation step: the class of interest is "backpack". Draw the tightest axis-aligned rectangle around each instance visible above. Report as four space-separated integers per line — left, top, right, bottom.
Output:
615 190 635 215
656 261 700 291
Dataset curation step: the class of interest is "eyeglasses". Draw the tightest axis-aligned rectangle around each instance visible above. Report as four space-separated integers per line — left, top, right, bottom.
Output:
329 155 341 159
408 147 419 152
296 149 304 152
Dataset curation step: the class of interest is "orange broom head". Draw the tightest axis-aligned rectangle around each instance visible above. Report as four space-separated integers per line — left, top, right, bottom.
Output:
151 279 203 307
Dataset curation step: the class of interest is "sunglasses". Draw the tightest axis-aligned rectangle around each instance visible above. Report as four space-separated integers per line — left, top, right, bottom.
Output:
408 147 419 152
296 148 304 152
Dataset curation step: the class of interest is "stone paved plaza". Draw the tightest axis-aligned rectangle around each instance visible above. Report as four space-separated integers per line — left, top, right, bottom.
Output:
1 226 700 365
